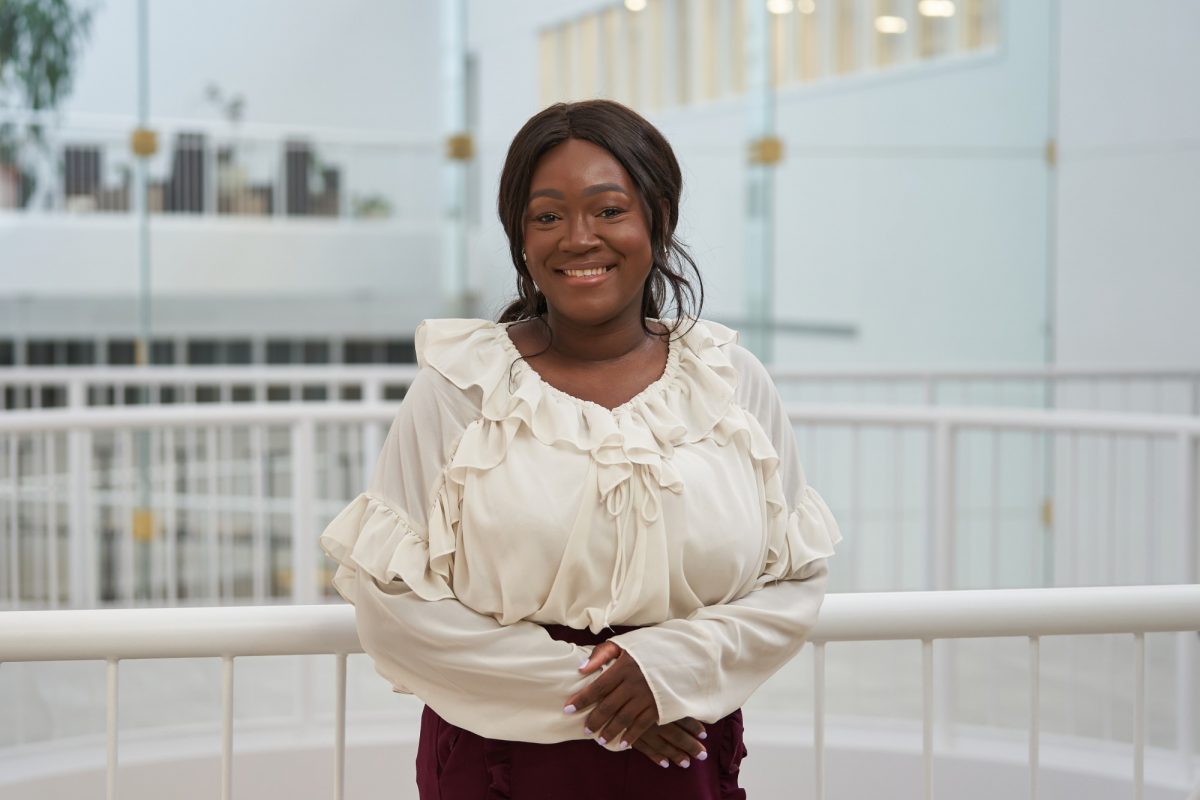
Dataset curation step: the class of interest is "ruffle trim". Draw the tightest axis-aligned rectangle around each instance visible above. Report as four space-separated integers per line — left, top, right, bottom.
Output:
322 319 840 620
710 402 842 586
318 492 456 602
414 318 742 461
758 485 842 586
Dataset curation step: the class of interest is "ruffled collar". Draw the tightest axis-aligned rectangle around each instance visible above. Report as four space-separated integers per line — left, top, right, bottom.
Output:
415 317 740 454
491 321 685 416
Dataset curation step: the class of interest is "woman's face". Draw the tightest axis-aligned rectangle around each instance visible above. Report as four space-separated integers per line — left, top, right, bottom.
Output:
522 138 654 328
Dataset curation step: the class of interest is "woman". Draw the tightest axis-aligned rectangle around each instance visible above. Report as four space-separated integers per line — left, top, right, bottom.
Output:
320 99 840 798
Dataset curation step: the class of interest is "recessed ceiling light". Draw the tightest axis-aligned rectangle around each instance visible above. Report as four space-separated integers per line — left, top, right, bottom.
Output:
917 0 956 17
767 0 795 14
874 15 909 34
625 0 647 12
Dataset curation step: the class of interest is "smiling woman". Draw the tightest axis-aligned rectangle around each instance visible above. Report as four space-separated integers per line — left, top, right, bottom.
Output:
319 99 841 799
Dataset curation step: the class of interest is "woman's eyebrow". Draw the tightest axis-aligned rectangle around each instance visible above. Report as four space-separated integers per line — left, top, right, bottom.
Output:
528 183 629 202
583 183 628 197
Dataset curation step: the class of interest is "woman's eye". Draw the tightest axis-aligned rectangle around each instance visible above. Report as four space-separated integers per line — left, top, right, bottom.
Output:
599 207 623 219
533 213 558 224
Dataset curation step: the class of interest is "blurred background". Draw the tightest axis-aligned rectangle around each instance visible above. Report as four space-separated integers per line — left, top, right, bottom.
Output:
0 1 1197 798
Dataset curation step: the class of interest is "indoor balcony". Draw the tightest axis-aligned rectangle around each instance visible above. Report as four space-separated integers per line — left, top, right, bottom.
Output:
0 364 1197 798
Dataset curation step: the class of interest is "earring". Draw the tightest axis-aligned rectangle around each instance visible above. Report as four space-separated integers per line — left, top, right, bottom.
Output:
521 249 527 262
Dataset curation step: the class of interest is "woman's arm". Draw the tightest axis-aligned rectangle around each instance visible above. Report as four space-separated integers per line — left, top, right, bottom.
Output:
323 368 600 743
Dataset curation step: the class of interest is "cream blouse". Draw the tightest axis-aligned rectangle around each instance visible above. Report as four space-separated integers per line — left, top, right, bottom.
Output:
319 318 841 744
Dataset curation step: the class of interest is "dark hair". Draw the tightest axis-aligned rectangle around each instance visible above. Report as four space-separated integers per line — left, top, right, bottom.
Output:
495 100 703 335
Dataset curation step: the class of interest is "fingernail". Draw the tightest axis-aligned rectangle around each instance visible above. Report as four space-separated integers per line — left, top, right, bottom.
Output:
696 751 708 761
579 659 589 670
563 704 576 714
680 759 690 769
597 737 607 746
659 759 669 768
620 740 629 750
698 731 707 740
584 726 593 736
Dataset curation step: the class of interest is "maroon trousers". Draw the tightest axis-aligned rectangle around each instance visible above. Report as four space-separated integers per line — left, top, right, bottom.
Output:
415 625 748 799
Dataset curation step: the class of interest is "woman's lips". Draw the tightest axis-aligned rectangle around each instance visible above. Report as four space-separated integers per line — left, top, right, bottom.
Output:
556 264 616 285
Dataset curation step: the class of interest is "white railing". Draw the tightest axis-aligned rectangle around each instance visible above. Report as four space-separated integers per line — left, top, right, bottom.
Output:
771 366 1200 416
0 112 440 222
0 366 418 410
0 402 1197 607
1 586 1197 800
3 365 1199 414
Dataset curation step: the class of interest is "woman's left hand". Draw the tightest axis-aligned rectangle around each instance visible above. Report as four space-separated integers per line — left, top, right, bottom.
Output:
564 641 659 748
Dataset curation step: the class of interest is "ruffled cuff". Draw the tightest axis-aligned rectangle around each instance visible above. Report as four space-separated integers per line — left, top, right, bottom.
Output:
319 493 456 603
758 485 842 587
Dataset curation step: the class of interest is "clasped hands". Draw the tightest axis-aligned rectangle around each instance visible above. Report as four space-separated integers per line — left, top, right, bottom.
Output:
563 641 707 769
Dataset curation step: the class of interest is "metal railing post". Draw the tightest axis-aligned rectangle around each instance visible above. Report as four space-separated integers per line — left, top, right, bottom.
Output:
361 378 384 485
67 428 94 607
291 419 317 604
930 421 956 590
1177 430 1198 778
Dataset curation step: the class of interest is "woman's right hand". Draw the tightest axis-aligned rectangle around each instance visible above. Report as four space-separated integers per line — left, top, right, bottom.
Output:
630 717 707 769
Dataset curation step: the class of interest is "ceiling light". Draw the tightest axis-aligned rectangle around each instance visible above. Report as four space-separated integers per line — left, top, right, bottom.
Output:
874 15 908 34
918 0 955 17
767 0 794 14
624 0 647 11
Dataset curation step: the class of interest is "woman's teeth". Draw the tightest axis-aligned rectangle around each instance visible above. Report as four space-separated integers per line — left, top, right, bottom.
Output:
563 267 610 277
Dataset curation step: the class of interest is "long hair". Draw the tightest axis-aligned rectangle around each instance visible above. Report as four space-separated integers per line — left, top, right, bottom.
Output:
495 100 703 335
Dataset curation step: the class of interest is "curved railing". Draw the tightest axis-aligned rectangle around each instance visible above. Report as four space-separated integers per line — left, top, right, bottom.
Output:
0 401 1195 608
1 586 1197 799
3 364 1199 413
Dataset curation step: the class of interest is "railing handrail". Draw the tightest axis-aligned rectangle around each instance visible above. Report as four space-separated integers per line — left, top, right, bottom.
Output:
1 586 1197 663
778 403 1200 435
3 400 1200 437
770 365 1200 381
0 107 441 149
0 402 397 432
0 365 420 383
2 364 1198 383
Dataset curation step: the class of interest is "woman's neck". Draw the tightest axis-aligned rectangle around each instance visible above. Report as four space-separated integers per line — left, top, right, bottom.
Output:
539 308 657 364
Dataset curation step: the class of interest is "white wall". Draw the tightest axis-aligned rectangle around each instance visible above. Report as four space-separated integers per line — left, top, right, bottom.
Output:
1054 0 1200 366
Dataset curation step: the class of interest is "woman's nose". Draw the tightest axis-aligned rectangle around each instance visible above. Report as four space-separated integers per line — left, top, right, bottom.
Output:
561 214 600 252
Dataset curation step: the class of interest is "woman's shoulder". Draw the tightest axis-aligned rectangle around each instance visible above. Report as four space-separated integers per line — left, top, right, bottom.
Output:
678 317 767 384
414 318 504 368
678 319 780 411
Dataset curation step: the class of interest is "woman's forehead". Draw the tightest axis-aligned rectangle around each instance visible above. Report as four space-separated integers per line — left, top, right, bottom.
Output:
529 139 635 193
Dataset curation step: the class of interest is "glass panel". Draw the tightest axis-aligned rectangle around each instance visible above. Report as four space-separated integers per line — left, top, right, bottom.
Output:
731 0 747 93
625 4 645 108
795 0 821 82
917 0 956 58
835 0 857 74
697 0 720 100
538 29 558 107
771 8 789 87
645 0 666 110
577 15 599 100
873 0 910 68
675 0 692 105
600 7 620 99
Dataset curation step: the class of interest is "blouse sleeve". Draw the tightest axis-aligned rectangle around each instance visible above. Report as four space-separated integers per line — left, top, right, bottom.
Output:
607 346 840 725
319 367 601 743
